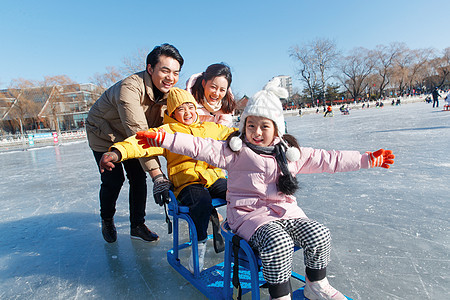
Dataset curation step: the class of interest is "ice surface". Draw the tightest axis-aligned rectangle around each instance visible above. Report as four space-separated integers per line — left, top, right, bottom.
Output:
0 102 449 299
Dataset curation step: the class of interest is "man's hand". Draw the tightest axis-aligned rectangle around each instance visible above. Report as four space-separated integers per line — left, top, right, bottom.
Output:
368 149 395 169
136 129 166 149
152 173 172 206
99 150 121 173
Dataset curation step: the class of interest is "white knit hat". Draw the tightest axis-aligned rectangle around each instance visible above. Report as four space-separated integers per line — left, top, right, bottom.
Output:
230 77 300 162
238 77 288 136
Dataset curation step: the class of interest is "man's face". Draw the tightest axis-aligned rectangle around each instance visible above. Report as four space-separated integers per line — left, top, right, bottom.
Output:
147 55 180 93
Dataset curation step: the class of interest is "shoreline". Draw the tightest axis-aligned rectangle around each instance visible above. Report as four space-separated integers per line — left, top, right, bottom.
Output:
0 94 439 151
283 94 429 117
0 131 87 152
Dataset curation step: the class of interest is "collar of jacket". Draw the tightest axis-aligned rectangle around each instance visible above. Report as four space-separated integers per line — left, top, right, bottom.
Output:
144 71 168 103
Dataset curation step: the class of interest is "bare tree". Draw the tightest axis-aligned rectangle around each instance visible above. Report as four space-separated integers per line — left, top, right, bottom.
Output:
407 48 434 92
337 47 375 101
89 48 148 91
311 38 339 105
373 43 402 98
290 45 318 105
290 38 339 106
5 79 40 134
121 48 148 76
38 75 77 134
90 66 123 91
391 44 415 95
365 73 381 99
428 47 450 89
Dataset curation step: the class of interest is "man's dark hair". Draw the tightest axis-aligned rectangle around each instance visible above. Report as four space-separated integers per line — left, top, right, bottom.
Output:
146 43 184 69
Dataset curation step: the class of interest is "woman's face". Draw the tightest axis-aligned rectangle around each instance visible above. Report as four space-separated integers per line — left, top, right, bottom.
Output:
244 115 276 147
172 102 197 125
202 76 229 105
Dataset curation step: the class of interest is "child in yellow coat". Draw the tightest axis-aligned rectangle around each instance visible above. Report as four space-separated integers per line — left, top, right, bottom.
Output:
99 88 236 273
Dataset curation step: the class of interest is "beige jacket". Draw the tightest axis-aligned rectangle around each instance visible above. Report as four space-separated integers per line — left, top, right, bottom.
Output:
86 71 167 171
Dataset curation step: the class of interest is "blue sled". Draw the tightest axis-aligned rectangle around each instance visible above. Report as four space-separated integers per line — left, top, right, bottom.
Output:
166 191 353 299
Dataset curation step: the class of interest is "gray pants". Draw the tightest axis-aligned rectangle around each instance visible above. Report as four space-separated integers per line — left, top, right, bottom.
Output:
248 218 331 284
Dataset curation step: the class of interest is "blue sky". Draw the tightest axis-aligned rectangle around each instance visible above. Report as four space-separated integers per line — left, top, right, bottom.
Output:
1 0 449 97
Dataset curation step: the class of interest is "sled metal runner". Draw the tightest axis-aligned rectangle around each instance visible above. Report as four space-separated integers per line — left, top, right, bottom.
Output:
166 191 228 298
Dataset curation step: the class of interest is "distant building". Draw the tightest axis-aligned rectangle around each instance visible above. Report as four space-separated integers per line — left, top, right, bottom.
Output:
273 75 292 98
235 95 249 115
0 83 102 134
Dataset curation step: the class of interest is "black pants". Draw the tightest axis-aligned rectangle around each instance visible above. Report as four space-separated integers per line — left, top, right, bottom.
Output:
93 151 147 228
177 178 227 241
433 99 439 108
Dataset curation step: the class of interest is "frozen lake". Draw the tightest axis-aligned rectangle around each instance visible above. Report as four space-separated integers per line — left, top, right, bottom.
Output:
0 102 449 299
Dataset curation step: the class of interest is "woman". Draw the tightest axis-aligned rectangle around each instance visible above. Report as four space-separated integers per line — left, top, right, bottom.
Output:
186 63 236 127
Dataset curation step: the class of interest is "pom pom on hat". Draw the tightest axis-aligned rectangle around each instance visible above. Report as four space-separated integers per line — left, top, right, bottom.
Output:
286 146 300 162
229 136 242 152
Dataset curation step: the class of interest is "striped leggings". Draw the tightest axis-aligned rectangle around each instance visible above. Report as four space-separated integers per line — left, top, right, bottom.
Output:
248 218 331 284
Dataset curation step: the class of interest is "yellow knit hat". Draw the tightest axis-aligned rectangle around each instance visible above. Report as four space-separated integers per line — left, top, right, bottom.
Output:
167 87 198 116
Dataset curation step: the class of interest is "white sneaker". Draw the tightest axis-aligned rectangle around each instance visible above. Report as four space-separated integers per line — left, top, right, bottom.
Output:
303 277 346 300
188 242 207 274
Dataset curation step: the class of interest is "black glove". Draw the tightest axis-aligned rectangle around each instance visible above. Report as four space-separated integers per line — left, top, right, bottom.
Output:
152 174 172 206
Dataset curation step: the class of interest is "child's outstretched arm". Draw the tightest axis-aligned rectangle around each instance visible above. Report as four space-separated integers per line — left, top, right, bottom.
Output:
104 129 166 163
296 147 395 175
136 130 166 148
367 149 395 169
135 130 231 169
99 149 122 173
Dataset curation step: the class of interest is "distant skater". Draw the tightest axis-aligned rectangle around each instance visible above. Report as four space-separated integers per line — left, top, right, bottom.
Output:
432 88 441 108
444 93 450 111
324 105 333 117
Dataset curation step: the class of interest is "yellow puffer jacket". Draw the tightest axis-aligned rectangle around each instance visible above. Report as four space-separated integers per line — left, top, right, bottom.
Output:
112 113 237 197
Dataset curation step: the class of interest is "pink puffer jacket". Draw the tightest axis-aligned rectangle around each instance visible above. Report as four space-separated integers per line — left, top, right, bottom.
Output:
161 132 370 241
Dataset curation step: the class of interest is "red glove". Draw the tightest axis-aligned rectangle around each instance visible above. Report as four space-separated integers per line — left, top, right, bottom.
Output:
367 149 395 169
136 130 166 149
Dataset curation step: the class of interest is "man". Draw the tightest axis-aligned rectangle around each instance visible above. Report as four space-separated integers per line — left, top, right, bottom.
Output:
86 43 183 243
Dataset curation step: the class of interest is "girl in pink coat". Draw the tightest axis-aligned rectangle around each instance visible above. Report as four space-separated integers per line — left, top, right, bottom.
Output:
186 63 236 127
136 78 395 300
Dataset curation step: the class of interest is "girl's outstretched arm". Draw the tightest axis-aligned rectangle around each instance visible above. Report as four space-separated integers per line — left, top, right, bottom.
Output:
296 147 395 174
136 130 232 169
